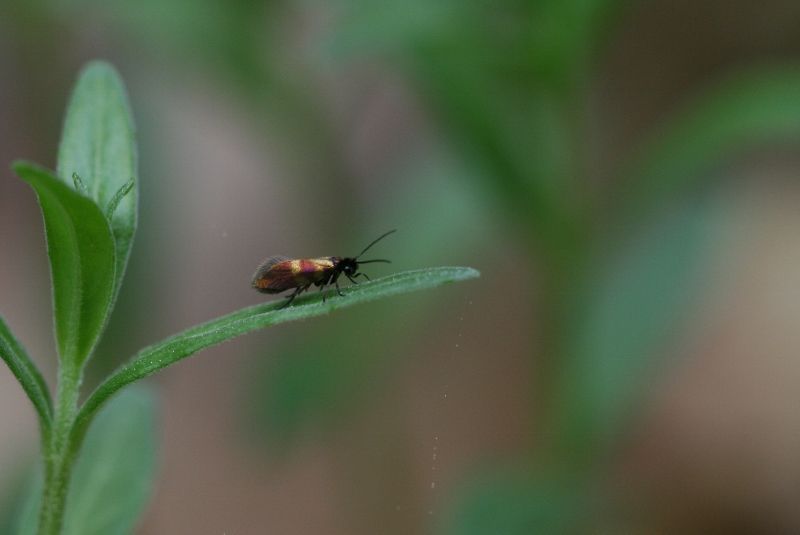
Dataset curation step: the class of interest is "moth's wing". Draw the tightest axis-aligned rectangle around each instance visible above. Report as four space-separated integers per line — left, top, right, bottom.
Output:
254 255 290 273
252 255 294 293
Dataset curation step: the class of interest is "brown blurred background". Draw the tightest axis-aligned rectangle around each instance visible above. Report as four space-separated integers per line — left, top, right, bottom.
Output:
2 1 800 533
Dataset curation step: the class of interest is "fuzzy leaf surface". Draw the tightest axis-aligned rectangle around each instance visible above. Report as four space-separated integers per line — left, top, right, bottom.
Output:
0 316 52 433
57 61 138 298
14 162 116 368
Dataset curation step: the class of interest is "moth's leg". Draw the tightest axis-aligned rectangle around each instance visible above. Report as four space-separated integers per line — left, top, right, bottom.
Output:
327 271 343 297
317 274 333 302
280 287 302 308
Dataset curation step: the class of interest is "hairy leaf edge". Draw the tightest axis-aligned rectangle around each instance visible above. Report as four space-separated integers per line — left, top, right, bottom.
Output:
0 316 53 435
72 267 479 441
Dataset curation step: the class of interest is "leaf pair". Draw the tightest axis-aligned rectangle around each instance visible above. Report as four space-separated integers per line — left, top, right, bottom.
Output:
14 60 137 373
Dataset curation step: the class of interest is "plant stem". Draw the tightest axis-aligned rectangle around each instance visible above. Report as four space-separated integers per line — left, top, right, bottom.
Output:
38 361 82 535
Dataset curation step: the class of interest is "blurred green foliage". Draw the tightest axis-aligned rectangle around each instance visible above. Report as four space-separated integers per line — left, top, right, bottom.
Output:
3 0 800 533
622 67 800 216
555 197 717 465
444 469 592 535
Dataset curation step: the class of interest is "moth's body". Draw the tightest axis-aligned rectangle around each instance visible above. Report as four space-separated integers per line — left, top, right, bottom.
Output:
252 256 342 294
251 230 395 308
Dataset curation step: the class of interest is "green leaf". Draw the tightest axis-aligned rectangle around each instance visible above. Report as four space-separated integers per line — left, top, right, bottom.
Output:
557 199 716 460
14 388 156 535
74 267 479 439
63 386 157 535
445 469 590 535
12 464 42 535
525 0 626 79
57 60 138 299
0 316 52 435
623 67 800 216
13 162 116 368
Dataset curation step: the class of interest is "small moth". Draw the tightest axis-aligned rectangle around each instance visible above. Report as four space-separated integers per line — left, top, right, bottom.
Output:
252 230 395 307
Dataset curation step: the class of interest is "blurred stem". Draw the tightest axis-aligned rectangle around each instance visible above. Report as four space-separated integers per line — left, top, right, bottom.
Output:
533 75 594 464
38 363 82 535
536 220 588 403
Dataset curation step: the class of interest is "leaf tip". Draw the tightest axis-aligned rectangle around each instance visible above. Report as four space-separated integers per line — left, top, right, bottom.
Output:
10 160 49 182
70 60 129 109
10 159 32 174
79 59 123 80
443 266 481 283
461 267 481 279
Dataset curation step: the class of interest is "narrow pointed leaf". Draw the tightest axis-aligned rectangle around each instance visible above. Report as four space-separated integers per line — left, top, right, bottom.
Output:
104 178 134 221
71 173 88 195
57 61 138 298
0 316 52 434
14 162 116 368
74 267 479 438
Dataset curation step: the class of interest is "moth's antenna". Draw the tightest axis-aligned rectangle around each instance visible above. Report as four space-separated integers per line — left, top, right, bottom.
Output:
357 229 396 258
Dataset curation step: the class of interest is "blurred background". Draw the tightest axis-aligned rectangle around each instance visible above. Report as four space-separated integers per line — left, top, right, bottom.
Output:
2 1 800 533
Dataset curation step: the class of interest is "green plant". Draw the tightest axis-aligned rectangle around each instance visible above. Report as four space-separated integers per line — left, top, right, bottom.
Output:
0 60 479 535
322 2 800 532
